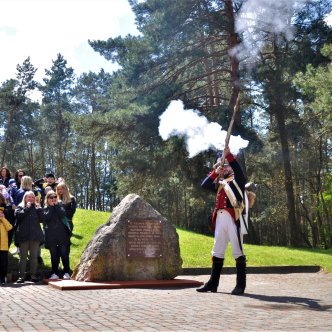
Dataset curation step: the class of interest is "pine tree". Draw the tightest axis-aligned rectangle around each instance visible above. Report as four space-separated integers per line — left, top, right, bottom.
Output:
40 53 75 176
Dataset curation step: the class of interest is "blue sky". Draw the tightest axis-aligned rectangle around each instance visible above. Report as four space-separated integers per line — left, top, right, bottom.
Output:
0 0 138 85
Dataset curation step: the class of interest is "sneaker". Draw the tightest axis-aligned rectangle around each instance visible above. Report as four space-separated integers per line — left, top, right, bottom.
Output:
49 274 59 280
16 277 25 284
11 247 20 255
62 273 71 280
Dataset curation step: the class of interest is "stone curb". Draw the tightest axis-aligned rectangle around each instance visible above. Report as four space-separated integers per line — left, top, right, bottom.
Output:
182 265 321 275
7 266 321 282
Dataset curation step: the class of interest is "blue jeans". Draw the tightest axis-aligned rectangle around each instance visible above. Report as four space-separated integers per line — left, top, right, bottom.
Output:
49 245 70 275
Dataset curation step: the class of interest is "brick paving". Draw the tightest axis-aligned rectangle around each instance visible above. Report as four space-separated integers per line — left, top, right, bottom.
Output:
0 272 331 331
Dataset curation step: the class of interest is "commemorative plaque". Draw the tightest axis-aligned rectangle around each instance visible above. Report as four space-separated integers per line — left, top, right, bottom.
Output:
126 219 163 258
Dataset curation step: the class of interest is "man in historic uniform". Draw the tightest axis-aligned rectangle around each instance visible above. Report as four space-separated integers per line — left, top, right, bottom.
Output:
197 146 247 295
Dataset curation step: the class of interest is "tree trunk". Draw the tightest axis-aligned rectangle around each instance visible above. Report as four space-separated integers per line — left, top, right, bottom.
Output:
270 40 301 247
90 144 96 210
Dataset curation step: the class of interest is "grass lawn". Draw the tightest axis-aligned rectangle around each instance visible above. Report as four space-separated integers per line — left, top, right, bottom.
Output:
177 228 332 272
10 208 332 274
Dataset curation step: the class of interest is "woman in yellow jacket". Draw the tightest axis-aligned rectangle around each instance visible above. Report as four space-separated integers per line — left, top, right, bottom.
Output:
0 193 13 285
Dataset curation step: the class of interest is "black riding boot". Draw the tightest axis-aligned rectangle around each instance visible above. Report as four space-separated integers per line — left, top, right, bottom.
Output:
231 255 246 295
196 256 224 293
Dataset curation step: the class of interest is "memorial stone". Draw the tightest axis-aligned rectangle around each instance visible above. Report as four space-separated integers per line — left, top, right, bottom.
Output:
72 194 183 281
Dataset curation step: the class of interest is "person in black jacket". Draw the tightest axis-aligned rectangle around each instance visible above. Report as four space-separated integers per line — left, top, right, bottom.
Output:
43 190 71 280
34 173 59 206
14 191 44 283
197 147 248 295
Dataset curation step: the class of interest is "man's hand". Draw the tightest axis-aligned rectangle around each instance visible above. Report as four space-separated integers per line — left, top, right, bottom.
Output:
215 165 223 175
223 146 231 157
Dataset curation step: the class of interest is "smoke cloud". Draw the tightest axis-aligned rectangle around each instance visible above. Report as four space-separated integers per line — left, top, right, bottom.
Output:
231 0 306 63
159 100 249 158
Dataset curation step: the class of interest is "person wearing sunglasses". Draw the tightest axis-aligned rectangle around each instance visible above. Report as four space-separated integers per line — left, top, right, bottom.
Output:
42 191 71 280
14 169 26 189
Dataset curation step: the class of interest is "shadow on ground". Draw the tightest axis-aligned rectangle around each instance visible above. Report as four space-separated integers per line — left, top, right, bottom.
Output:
244 293 332 311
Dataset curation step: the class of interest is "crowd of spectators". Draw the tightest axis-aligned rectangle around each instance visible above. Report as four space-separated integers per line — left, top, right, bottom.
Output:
0 167 77 285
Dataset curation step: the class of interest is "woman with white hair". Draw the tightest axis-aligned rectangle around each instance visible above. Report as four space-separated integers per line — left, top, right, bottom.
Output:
14 191 44 283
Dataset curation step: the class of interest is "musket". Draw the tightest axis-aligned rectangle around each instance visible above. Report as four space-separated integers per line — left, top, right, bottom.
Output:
218 93 241 168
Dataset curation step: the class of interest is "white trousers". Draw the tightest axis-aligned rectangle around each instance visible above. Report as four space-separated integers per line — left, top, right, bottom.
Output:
212 210 243 259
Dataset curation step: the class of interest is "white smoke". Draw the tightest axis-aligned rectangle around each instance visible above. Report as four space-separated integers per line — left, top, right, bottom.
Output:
159 100 249 158
325 11 332 26
231 0 306 63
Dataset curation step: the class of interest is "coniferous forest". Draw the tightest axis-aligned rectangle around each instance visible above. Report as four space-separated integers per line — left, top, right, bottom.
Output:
0 0 331 248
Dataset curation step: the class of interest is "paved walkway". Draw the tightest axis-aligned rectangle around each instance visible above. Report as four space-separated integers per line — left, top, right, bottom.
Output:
0 272 331 331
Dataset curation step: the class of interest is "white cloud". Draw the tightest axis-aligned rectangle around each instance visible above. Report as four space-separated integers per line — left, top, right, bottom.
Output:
0 0 138 84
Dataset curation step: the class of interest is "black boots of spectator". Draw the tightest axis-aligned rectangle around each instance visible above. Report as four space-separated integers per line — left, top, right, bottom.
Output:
231 255 246 295
196 256 224 293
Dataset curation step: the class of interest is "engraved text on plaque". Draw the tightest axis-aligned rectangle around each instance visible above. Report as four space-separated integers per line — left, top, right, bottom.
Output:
126 220 163 258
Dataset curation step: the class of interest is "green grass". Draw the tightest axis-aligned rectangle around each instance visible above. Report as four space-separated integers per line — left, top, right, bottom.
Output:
178 228 332 272
69 209 110 270
10 208 331 274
